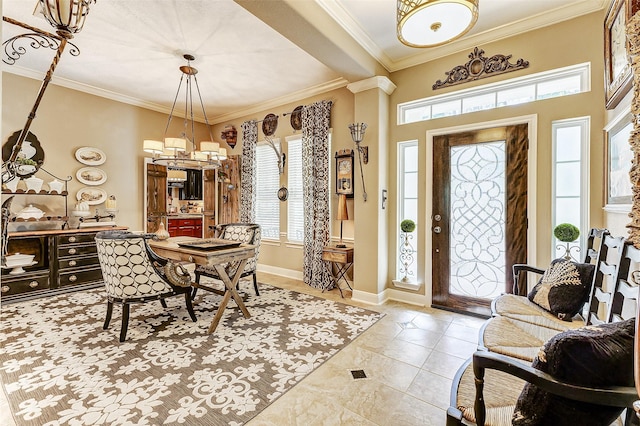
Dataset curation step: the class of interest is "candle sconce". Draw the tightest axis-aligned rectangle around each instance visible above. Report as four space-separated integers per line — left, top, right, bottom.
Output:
348 123 368 201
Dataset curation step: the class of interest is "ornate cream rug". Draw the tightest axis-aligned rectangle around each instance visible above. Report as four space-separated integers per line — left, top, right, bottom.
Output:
0 283 383 425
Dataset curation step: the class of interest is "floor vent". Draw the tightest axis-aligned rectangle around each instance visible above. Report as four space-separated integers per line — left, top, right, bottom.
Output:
351 369 367 379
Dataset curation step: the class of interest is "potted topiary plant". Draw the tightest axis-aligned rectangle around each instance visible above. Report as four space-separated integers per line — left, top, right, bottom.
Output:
554 223 580 260
399 219 416 282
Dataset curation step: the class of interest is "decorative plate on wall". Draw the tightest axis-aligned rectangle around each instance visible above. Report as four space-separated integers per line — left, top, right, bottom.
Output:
262 113 278 136
76 167 107 185
76 187 107 205
75 147 106 165
290 105 303 131
1 130 45 179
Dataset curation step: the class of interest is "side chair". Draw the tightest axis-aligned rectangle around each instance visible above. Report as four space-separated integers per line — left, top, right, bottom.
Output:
193 223 261 299
95 231 197 342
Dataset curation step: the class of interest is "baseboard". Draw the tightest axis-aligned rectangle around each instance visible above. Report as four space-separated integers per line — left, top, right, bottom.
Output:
385 288 428 307
257 264 304 281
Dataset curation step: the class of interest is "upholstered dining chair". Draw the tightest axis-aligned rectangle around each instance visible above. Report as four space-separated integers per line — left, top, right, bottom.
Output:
193 223 261 298
95 231 197 342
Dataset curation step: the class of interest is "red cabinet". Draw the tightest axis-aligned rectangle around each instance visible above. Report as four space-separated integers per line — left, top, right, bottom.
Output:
167 217 203 238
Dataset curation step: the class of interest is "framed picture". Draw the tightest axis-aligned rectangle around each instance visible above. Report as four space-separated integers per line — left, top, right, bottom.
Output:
605 111 633 205
335 149 354 197
604 0 635 109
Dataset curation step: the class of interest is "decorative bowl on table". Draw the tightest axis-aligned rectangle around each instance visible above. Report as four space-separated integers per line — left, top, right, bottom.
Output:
4 253 36 274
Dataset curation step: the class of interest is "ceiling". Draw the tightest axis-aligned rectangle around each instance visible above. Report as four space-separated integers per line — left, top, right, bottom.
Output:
2 0 606 124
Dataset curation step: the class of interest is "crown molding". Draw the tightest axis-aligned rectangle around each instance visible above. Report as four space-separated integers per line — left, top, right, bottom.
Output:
212 77 349 123
347 76 396 95
4 66 348 125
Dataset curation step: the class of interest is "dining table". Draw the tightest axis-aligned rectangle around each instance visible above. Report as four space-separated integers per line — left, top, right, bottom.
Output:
148 236 257 334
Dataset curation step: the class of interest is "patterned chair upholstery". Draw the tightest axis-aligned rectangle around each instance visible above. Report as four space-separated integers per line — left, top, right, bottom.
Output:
193 223 261 298
95 231 197 342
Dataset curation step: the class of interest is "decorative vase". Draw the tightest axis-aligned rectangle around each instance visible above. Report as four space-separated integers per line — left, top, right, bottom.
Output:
48 179 64 194
155 221 170 240
4 177 19 192
25 176 43 193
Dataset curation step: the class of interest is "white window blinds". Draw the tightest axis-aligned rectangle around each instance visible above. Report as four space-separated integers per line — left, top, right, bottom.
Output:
287 137 304 242
255 142 280 239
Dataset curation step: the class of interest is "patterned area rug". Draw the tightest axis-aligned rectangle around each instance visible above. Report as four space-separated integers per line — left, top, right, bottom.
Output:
0 283 383 425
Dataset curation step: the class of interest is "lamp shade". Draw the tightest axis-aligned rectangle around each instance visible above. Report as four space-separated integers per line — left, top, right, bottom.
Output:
143 139 164 154
39 0 97 35
337 194 349 221
397 0 479 48
217 147 227 161
164 137 187 152
200 141 219 154
167 169 187 181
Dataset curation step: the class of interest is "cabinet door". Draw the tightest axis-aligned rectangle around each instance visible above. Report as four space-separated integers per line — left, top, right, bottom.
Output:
218 155 240 224
146 163 167 233
203 169 216 238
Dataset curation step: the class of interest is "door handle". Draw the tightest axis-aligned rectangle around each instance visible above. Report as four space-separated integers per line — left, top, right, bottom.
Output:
433 226 442 234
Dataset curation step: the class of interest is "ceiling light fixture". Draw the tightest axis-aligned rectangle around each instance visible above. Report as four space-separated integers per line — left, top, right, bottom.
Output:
397 0 479 48
143 54 222 170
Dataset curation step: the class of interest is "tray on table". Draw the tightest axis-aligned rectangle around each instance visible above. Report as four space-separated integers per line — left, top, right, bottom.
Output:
176 238 242 251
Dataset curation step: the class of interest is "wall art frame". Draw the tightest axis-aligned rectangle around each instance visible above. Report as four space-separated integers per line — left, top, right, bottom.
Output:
604 0 637 109
605 110 634 206
335 149 354 198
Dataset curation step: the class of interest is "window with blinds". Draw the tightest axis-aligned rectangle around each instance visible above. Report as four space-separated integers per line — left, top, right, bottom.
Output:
287 137 304 242
255 142 281 239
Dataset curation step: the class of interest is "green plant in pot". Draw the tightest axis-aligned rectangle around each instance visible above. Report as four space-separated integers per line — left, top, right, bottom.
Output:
399 219 416 282
554 223 580 260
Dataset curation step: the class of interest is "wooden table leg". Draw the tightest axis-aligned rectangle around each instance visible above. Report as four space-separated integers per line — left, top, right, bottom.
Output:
206 259 250 334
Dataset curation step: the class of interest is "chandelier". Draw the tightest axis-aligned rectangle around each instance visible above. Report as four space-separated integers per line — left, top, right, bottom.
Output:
143 54 225 170
397 0 479 48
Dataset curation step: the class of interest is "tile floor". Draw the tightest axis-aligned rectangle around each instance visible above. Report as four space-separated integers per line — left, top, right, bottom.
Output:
0 273 486 426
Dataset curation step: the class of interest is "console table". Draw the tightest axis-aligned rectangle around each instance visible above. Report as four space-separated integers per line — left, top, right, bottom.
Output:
1 226 127 304
322 246 353 297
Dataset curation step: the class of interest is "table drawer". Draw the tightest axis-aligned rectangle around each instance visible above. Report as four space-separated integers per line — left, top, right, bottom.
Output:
58 267 103 287
58 233 97 245
1 273 50 296
322 248 353 264
58 255 100 270
58 244 98 258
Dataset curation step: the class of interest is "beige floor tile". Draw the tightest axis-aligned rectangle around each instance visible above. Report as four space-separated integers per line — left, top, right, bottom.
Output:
406 369 453 410
395 327 443 349
433 335 479 359
422 350 468 380
444 322 483 343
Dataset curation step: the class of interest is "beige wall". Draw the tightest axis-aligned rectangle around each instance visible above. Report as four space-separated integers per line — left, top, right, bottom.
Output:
388 11 607 297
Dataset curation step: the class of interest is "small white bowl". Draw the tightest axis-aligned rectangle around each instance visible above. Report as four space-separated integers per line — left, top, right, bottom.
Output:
5 253 35 268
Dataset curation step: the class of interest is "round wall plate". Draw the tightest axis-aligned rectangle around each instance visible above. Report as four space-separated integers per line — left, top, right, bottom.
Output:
262 113 278 136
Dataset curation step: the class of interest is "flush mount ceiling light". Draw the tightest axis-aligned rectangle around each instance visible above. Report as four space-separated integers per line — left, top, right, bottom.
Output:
397 0 479 48
143 54 223 170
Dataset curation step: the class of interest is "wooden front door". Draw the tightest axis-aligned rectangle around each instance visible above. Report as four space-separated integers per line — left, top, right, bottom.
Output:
432 124 528 316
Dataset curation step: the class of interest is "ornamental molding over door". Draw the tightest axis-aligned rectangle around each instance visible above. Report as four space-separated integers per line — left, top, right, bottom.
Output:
432 47 529 90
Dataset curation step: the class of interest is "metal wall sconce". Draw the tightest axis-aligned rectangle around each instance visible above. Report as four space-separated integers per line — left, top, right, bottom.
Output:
349 123 368 202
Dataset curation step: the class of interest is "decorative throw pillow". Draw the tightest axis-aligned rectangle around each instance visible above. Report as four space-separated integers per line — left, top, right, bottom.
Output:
512 318 635 426
163 261 192 287
527 259 594 320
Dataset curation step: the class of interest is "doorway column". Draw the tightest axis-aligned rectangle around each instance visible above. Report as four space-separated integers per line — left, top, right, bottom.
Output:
347 76 396 303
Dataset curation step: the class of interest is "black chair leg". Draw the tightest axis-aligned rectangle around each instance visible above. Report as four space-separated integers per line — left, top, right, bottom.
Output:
160 299 168 308
184 292 197 322
192 271 201 300
252 273 259 296
119 303 130 342
103 300 113 329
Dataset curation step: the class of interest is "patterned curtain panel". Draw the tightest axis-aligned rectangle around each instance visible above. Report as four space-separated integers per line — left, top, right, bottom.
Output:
240 120 257 223
302 100 333 290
